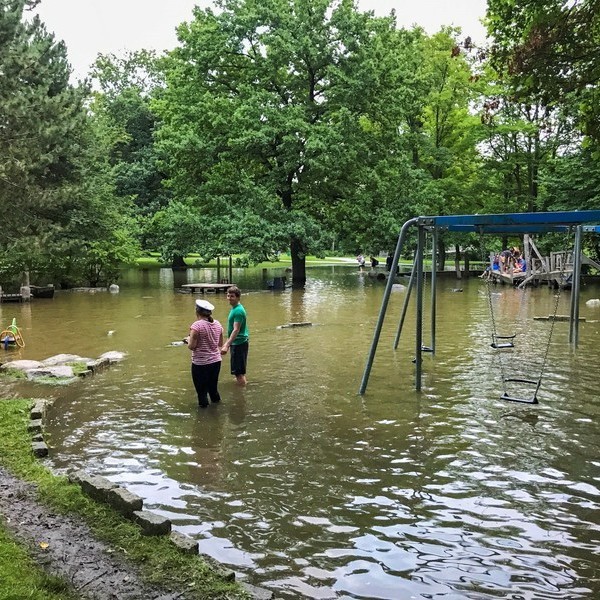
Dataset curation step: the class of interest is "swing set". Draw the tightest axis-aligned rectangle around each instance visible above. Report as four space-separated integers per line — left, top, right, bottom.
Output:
483 229 574 403
359 210 600 402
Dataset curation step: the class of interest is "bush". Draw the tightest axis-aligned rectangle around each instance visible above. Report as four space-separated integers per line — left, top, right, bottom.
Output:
233 254 250 268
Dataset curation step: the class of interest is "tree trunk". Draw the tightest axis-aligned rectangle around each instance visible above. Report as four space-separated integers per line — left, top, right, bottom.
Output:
437 239 446 271
290 237 306 288
454 244 461 279
171 255 187 270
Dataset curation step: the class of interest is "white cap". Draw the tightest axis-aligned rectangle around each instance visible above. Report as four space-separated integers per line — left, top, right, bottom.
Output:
195 299 215 311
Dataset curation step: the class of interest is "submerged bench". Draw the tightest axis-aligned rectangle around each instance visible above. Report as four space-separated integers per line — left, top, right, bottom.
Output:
180 283 233 294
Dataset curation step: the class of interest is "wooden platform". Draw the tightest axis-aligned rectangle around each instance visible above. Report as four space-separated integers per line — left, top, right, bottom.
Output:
180 283 232 294
488 271 527 285
533 315 586 322
0 293 24 303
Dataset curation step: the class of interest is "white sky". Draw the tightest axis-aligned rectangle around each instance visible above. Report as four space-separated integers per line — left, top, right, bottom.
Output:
33 0 488 80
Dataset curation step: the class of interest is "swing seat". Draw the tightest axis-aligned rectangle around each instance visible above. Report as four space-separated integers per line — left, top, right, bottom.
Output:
501 377 540 404
491 341 514 349
504 377 539 385
411 346 434 363
491 333 516 349
501 392 539 404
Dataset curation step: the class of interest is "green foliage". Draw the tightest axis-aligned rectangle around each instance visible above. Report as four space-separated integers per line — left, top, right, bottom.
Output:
542 149 600 212
155 0 440 283
0 2 140 286
89 51 171 249
233 254 250 268
145 200 205 263
486 0 600 148
0 0 86 278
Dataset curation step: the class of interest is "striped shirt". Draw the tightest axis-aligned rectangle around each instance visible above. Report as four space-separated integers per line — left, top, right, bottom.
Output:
190 319 223 366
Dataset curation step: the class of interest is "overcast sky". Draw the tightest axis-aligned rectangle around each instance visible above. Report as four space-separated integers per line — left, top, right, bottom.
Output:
34 0 488 80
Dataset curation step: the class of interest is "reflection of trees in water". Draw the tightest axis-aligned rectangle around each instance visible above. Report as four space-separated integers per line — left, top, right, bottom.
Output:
186 408 226 488
183 388 247 488
280 288 308 324
227 386 247 426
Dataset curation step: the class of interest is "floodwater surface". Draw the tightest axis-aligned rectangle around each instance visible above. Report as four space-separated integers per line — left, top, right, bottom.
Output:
2 266 600 599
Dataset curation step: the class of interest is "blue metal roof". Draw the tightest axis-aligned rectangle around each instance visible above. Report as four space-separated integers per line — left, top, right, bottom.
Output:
416 210 600 233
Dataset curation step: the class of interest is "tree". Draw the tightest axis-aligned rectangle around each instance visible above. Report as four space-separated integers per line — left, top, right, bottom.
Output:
486 0 600 148
90 51 171 248
0 1 139 286
156 0 420 287
415 29 487 267
0 0 85 280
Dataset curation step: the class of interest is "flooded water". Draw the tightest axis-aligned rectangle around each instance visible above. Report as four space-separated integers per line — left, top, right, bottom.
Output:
2 266 600 599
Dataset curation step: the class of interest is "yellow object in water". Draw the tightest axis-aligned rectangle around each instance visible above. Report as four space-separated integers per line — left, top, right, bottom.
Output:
1 317 25 349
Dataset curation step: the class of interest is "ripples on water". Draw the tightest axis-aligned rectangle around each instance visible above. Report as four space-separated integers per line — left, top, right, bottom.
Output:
6 268 600 599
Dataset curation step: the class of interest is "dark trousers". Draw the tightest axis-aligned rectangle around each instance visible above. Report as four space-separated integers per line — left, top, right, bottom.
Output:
191 361 221 406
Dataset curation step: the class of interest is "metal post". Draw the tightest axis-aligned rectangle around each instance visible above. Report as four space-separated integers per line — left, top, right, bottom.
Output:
359 217 418 394
393 260 417 349
430 228 437 354
523 233 531 278
570 225 582 346
415 225 425 391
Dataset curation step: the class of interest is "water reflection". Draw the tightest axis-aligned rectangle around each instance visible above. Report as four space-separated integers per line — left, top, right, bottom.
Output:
7 268 600 599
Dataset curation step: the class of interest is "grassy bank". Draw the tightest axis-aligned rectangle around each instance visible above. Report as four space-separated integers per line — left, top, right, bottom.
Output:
134 253 483 271
0 399 249 599
135 252 354 269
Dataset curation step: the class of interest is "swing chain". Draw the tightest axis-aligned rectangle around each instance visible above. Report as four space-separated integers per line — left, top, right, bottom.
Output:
479 229 510 383
536 227 573 388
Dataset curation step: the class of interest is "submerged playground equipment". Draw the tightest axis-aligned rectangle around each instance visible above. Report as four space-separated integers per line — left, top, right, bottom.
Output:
1 318 25 350
359 210 600 402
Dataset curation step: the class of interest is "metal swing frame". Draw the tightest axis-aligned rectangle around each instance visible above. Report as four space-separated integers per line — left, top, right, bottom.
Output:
359 210 600 396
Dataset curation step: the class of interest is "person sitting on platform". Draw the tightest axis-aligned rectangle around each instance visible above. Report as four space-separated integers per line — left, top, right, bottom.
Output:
492 253 501 271
370 256 379 268
514 256 526 273
480 253 501 279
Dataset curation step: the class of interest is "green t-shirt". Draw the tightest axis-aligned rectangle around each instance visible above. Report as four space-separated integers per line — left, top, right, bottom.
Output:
228 303 249 345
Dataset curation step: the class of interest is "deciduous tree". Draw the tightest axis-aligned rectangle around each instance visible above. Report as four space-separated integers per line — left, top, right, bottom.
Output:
156 0 420 286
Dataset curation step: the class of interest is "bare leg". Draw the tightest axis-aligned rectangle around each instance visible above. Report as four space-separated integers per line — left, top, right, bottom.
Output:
235 374 247 386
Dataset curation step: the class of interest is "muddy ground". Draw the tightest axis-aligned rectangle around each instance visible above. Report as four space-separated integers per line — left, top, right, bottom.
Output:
0 465 188 599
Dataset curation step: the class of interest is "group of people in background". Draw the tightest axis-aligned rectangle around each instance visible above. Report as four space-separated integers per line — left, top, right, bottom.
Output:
186 285 249 408
356 254 382 269
484 246 527 279
357 252 399 274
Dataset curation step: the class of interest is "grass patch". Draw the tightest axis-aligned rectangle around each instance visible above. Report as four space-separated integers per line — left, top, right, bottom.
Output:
30 376 78 386
66 362 90 376
0 524 77 600
135 253 356 269
0 368 27 381
0 363 88 386
0 399 250 599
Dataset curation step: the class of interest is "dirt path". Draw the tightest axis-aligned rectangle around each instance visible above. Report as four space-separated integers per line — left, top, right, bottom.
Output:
0 466 185 599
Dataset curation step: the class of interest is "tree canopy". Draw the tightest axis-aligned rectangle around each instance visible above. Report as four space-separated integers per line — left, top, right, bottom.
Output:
0 0 138 286
486 0 600 147
155 0 444 285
